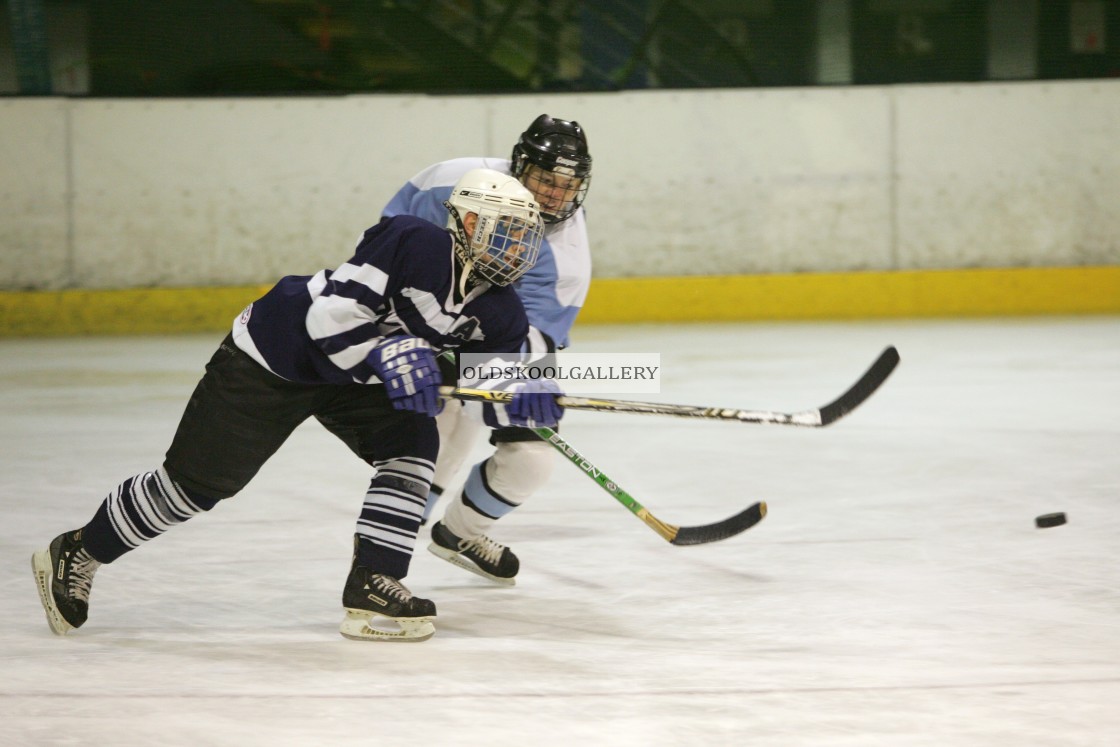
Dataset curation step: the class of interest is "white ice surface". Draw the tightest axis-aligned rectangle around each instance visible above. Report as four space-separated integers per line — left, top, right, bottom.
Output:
1 318 1118 746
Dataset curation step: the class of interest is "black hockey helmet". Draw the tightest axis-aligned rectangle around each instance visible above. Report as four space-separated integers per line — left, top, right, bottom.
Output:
510 114 592 223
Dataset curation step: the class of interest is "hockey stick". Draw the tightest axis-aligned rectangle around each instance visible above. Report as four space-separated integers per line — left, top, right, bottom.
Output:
530 425 766 546
442 345 899 428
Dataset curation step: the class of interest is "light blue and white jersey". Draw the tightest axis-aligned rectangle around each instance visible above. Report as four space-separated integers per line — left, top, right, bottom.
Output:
382 156 591 349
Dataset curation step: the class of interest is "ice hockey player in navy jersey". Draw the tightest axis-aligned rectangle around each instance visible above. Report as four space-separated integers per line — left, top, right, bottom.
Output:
31 169 562 643
382 114 593 586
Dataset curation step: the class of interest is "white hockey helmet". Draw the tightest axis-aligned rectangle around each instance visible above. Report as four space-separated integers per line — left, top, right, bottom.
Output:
444 168 544 287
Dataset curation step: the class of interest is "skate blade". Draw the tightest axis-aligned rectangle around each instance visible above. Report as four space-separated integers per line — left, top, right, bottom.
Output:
427 542 516 586
339 609 435 643
31 550 73 636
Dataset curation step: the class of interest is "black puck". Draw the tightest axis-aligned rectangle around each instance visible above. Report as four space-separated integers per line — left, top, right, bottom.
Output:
1035 512 1067 528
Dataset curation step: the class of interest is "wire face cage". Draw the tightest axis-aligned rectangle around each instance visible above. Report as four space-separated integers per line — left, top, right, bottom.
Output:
469 211 544 287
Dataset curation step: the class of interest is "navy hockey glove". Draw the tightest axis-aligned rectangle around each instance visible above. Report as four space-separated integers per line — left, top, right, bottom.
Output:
506 378 564 428
369 336 443 417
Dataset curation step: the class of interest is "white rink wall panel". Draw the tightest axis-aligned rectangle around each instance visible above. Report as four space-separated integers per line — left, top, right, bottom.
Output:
894 81 1120 269
1 81 1118 290
581 88 895 277
0 99 70 288
68 96 489 288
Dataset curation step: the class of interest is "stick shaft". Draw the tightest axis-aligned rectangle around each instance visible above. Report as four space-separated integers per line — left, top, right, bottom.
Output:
531 427 767 546
531 427 679 542
442 386 810 424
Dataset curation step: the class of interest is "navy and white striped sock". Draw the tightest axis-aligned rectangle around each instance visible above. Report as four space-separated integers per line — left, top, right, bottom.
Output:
82 467 219 563
355 456 435 579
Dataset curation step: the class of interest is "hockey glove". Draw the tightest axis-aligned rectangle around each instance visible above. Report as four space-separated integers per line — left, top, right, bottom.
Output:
506 378 564 428
369 336 443 417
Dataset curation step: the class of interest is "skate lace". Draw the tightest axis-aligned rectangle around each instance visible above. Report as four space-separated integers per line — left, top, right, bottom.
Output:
371 575 412 602
460 535 505 565
67 549 101 603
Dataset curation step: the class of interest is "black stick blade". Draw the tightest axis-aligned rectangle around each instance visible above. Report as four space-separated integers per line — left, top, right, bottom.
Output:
671 501 767 546
818 345 900 426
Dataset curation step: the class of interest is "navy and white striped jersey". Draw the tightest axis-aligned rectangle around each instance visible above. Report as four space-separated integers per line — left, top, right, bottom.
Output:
381 156 591 349
231 215 528 385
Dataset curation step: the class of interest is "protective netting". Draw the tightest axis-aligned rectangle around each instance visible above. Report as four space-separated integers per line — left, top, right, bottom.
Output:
3 0 1118 96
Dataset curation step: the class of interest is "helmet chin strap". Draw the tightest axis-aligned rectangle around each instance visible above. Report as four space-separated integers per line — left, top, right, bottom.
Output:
444 201 486 297
457 255 475 298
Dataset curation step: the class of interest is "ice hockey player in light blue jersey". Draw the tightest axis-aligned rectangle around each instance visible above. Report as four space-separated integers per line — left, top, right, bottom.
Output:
382 114 593 585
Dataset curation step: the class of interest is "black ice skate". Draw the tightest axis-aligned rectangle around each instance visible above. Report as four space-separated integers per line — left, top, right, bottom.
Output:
428 521 519 586
31 529 102 635
340 555 436 643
